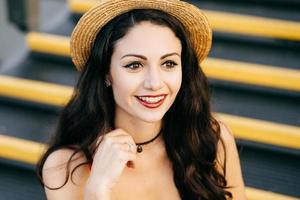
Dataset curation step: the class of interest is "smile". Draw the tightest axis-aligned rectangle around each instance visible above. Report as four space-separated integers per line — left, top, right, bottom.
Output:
135 94 167 108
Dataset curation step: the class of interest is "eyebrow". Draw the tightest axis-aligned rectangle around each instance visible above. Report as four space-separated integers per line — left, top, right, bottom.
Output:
121 52 180 60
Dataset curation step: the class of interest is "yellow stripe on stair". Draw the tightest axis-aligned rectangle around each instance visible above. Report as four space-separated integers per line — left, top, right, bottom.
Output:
0 75 73 106
26 32 300 92
217 113 300 150
0 134 298 199
205 10 300 41
68 0 300 41
27 32 70 57
0 134 47 165
245 187 299 200
202 58 300 92
0 75 299 150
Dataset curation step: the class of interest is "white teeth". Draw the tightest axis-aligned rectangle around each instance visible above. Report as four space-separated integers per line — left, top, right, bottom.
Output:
138 96 165 103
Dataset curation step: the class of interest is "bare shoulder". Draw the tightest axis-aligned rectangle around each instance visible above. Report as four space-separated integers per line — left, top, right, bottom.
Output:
219 120 235 146
215 120 247 200
44 148 80 167
42 148 90 199
215 120 236 165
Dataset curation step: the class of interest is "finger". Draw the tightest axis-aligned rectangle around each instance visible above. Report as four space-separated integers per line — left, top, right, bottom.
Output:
109 134 136 145
106 129 132 137
95 132 122 146
96 129 133 145
96 135 104 146
113 143 136 168
117 149 137 162
111 142 137 154
101 136 136 150
110 146 137 168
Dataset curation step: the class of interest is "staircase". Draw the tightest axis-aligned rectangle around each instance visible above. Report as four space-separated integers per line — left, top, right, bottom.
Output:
0 0 299 199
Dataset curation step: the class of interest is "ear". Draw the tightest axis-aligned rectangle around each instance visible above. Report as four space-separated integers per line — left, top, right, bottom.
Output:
105 75 111 87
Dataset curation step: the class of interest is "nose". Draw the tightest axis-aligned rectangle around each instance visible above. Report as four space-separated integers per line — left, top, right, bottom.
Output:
143 66 162 90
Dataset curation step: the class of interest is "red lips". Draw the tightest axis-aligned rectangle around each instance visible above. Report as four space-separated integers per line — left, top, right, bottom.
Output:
136 94 167 109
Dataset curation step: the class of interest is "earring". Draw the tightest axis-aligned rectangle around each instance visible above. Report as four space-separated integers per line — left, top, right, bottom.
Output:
105 79 111 87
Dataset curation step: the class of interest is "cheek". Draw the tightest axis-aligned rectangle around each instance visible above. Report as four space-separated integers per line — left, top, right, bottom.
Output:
168 70 182 94
111 74 141 103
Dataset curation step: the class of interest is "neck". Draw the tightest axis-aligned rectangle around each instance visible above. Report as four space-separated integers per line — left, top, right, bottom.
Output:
115 116 162 142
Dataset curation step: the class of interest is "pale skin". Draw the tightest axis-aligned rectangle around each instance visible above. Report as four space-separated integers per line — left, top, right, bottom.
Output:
42 22 246 200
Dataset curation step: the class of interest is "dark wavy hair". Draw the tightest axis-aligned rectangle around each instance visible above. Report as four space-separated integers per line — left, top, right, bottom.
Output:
37 9 232 199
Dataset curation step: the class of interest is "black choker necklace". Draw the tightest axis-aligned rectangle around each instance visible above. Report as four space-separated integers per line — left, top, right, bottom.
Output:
136 130 162 153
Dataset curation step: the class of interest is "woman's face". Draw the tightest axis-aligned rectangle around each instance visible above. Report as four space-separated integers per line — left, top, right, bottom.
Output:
109 21 182 123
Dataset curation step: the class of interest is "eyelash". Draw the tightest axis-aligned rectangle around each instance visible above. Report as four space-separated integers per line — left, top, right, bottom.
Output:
164 61 178 68
124 61 141 70
124 60 178 70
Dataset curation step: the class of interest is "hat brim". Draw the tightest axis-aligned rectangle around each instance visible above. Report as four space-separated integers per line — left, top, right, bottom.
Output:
70 0 212 71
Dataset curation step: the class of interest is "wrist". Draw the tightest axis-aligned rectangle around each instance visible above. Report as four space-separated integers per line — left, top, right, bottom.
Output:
84 179 111 200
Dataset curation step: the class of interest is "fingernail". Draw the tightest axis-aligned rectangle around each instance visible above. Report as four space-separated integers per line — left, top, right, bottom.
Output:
127 161 135 168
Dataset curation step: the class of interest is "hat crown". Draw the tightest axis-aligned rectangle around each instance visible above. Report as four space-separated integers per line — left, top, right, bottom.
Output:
71 0 212 71
99 0 181 2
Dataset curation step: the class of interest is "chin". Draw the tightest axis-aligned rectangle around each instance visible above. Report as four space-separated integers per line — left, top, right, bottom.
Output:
135 112 165 123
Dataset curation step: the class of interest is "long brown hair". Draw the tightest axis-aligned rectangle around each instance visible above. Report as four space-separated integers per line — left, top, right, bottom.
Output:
37 9 231 199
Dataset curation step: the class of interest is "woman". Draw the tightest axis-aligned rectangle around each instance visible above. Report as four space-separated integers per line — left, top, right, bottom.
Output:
37 0 246 199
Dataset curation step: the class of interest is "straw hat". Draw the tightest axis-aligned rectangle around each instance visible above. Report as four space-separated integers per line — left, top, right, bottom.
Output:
70 0 212 71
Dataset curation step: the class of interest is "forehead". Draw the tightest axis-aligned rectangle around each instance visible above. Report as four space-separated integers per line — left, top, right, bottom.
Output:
113 22 182 57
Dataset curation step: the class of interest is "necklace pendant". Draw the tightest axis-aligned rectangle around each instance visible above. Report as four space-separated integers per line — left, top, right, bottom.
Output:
135 130 162 153
137 145 143 153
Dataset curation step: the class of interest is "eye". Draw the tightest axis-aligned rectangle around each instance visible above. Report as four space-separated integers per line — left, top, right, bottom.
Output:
163 60 178 69
124 61 143 70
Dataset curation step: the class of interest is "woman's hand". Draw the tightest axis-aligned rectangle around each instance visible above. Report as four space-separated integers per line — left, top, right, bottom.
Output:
84 129 137 199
